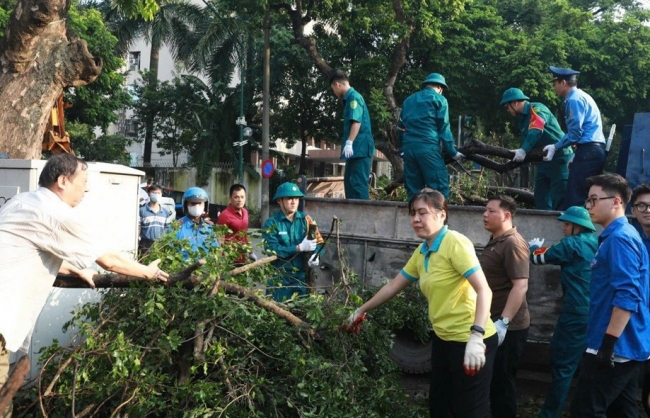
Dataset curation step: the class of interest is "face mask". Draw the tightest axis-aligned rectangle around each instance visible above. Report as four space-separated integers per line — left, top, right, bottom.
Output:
187 204 204 217
149 193 161 203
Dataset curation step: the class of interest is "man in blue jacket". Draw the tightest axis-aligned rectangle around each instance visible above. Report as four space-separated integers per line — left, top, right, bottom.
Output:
570 174 650 416
330 69 375 200
175 187 219 260
543 66 606 210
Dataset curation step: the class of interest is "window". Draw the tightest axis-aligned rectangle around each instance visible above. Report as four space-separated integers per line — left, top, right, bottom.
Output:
128 52 141 71
123 119 138 137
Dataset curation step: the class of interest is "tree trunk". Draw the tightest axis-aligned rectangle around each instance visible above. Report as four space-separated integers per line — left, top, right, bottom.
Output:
0 0 102 158
143 46 160 164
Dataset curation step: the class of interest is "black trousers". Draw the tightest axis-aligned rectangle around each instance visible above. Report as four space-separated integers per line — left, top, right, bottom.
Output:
570 353 642 417
429 332 498 418
490 327 528 418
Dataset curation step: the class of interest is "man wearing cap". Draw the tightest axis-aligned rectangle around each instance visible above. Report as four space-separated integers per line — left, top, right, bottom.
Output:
528 206 598 417
329 69 375 200
544 66 606 210
501 88 571 210
263 182 324 301
397 73 465 199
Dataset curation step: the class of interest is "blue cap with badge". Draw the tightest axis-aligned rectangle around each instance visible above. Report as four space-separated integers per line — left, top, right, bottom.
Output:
549 66 580 81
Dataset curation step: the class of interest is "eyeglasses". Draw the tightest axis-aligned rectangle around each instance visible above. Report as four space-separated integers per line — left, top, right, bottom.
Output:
584 196 616 207
633 202 650 213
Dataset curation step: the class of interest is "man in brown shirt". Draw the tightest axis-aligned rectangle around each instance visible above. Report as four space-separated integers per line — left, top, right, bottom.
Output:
479 195 530 418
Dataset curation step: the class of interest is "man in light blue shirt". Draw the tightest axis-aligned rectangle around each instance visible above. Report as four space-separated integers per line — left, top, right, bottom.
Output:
543 66 606 210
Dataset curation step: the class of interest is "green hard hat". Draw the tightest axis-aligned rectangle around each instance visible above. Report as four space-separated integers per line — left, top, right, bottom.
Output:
557 206 596 232
422 73 448 90
273 182 304 200
500 88 530 106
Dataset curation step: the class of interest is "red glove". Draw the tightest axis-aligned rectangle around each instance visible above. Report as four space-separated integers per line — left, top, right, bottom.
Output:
341 308 367 334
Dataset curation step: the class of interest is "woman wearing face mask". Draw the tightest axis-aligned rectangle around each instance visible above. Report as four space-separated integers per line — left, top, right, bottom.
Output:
175 187 219 259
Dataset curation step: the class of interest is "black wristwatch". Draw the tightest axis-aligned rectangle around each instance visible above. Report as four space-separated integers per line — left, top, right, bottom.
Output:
470 325 485 335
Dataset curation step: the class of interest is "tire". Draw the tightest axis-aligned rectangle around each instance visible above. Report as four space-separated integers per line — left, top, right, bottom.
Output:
389 328 432 374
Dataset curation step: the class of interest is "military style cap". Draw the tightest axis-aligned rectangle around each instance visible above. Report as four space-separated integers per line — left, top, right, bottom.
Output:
549 66 580 81
273 182 305 200
557 206 596 231
500 88 530 106
421 73 449 90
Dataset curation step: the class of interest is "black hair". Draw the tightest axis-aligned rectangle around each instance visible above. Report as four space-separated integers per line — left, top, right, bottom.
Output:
38 153 87 187
631 184 650 205
408 188 448 225
586 174 631 204
229 184 246 196
487 194 518 216
328 69 349 85
148 184 163 193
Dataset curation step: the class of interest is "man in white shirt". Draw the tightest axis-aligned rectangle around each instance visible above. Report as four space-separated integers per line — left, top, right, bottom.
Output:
0 154 168 417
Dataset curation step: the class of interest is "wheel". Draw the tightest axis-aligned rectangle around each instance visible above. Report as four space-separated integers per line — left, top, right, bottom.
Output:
389 328 432 374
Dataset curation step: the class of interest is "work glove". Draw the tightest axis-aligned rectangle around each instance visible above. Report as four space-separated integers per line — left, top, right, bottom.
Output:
343 308 367 334
308 253 320 268
511 148 526 162
543 144 556 161
528 238 545 249
298 236 317 252
452 152 465 163
343 140 354 159
248 252 258 262
463 332 486 376
493 319 508 346
596 333 618 370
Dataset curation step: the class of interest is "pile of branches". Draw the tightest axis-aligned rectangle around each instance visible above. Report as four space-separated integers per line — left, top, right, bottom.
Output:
10 224 429 417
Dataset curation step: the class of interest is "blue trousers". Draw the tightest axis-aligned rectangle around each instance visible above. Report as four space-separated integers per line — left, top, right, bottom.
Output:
562 144 605 210
570 354 641 417
540 313 588 418
429 332 498 418
344 156 371 200
403 145 449 200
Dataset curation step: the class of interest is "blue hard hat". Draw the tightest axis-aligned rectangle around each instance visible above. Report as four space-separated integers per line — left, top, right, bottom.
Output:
557 206 595 232
421 73 448 90
182 187 209 215
549 66 580 81
273 182 304 200
500 88 530 106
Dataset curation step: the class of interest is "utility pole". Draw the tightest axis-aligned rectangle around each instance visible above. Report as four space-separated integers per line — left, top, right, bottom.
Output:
261 3 271 223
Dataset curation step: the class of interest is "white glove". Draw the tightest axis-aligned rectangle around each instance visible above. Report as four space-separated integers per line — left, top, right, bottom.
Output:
343 140 354 159
511 148 526 162
463 332 486 376
248 252 258 262
452 151 465 163
543 144 556 161
298 236 317 252
308 253 320 268
346 308 365 327
494 319 508 346
528 238 545 248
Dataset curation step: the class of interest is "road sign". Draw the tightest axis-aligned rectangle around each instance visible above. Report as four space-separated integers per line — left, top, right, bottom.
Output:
262 159 274 179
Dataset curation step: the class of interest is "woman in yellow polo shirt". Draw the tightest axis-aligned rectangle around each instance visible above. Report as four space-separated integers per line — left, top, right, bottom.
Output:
345 188 497 417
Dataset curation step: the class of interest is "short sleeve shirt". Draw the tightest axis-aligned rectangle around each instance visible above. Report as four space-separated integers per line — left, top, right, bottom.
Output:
479 227 530 330
401 226 496 342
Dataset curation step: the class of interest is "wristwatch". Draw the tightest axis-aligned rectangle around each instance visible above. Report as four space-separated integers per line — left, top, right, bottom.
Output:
470 325 485 335
499 316 511 327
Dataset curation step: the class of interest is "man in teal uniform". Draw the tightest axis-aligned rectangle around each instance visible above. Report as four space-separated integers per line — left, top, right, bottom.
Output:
398 73 464 199
501 88 572 210
329 69 375 200
528 206 598 417
263 182 324 301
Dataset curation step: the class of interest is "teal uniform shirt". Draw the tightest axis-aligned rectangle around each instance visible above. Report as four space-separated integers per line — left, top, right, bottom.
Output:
397 87 457 154
517 102 572 210
340 87 375 159
263 210 324 301
397 87 458 199
530 231 598 417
